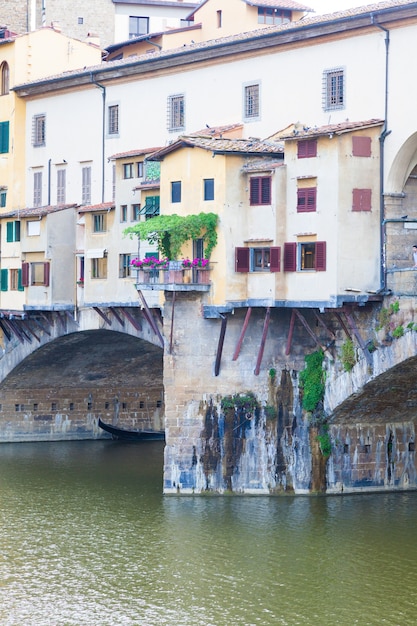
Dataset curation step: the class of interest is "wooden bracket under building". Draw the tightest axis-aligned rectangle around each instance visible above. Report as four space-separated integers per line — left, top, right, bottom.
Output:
232 307 252 361
214 314 228 376
254 307 270 375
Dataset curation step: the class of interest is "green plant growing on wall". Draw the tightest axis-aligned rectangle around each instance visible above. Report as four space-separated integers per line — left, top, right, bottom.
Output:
221 392 259 414
264 405 276 420
298 350 325 412
269 368 277 380
124 212 218 260
317 424 332 458
340 339 356 372
390 300 400 314
392 325 404 338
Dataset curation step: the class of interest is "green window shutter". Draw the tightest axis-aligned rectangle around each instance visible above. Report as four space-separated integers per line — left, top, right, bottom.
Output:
0 121 9 154
15 220 20 242
17 269 24 291
1 268 8 291
6 221 13 242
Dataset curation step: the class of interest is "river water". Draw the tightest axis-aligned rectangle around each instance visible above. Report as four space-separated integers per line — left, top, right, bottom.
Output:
0 440 416 626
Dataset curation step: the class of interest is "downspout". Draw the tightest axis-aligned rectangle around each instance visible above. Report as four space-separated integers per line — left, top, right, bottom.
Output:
372 15 391 291
47 158 51 205
90 73 106 204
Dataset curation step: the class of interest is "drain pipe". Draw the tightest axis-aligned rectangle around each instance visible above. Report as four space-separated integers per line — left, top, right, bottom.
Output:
372 15 391 292
90 73 106 204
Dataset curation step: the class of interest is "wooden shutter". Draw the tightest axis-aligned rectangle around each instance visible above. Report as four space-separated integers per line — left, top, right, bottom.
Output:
250 178 260 205
21 263 29 287
0 268 8 291
250 177 271 205
261 177 271 204
17 269 24 291
269 246 281 272
297 188 316 212
0 121 9 154
352 189 372 212
43 262 50 287
352 136 371 157
297 139 317 158
6 221 13 242
15 220 20 242
315 242 326 271
283 242 297 271
235 247 250 272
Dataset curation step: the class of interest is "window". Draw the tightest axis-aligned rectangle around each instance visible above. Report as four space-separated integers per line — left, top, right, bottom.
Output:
27 220 41 236
167 94 185 131
1 61 9 95
10 268 22 291
143 196 160 219
108 105 119 135
235 246 281 272
258 7 291 24
217 10 222 27
32 114 46 146
132 204 141 221
352 136 372 157
352 188 372 212
82 166 91 204
119 254 131 278
33 171 42 207
6 220 20 242
204 179 214 201
297 188 317 212
323 68 345 110
120 205 127 222
137 161 144 178
0 120 9 153
250 177 271 205
244 83 260 120
297 140 317 159
123 163 134 179
57 169 66 204
283 241 326 271
0 189 6 207
21 262 50 286
93 213 106 232
91 257 107 279
171 181 181 203
129 16 149 38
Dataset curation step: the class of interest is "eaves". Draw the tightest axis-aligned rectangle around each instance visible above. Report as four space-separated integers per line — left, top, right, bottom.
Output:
12 3 417 98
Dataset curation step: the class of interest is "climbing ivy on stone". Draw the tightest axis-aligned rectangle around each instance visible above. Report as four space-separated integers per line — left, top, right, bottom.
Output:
298 349 325 412
124 212 218 260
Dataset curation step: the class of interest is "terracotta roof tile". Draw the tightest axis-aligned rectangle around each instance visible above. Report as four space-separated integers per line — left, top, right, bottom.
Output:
78 202 115 213
109 147 163 160
149 136 284 159
0 203 77 219
273 118 385 140
243 0 313 10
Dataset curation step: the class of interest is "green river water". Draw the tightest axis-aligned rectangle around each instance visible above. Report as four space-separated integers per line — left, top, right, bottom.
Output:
0 440 416 626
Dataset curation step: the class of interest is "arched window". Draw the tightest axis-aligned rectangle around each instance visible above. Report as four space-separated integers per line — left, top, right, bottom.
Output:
1 62 9 95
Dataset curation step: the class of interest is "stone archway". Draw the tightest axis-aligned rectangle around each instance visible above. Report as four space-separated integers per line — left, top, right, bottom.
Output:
0 329 164 442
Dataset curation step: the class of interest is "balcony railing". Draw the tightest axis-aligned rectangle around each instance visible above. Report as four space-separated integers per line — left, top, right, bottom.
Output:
134 264 212 292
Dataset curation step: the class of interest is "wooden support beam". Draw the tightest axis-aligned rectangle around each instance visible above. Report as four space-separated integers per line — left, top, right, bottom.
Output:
109 307 125 327
55 311 67 332
293 309 326 352
93 307 112 326
137 291 164 348
214 314 227 376
118 307 142 332
0 319 12 341
335 312 352 340
169 290 176 354
232 307 252 361
313 310 336 340
254 307 270 376
21 320 41 342
5 319 25 343
285 309 296 355
30 316 51 336
343 309 373 368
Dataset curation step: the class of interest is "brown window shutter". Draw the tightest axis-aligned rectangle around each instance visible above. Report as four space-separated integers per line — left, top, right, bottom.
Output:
352 136 371 157
235 247 250 272
261 177 271 204
315 241 326 271
21 262 29 287
297 187 316 212
283 242 297 271
250 178 260 205
352 188 372 211
269 246 281 272
297 139 317 158
43 262 50 286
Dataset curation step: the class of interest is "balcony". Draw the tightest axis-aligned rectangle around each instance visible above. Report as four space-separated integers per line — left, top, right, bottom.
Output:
134 263 212 292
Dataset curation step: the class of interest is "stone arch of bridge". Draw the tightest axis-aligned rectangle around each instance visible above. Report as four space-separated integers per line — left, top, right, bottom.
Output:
386 131 417 194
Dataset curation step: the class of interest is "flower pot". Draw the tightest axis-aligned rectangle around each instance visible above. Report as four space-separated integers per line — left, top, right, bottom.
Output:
197 269 210 284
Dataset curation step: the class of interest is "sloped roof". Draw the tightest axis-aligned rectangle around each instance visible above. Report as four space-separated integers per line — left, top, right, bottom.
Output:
78 202 115 214
109 147 163 160
0 203 78 218
188 123 244 138
273 118 385 140
243 0 313 10
148 136 284 160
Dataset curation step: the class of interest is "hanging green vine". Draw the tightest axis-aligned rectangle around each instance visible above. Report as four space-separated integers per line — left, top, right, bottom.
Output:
298 350 325 412
124 212 218 260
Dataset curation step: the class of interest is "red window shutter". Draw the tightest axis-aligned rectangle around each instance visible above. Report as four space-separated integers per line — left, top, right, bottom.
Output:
43 262 50 286
269 246 281 272
250 178 260 205
297 187 316 212
315 241 326 271
297 139 317 158
352 136 371 157
352 188 372 212
283 242 297 271
235 247 250 272
21 262 29 287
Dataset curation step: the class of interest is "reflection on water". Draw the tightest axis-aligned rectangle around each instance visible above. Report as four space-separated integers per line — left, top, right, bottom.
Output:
0 441 417 625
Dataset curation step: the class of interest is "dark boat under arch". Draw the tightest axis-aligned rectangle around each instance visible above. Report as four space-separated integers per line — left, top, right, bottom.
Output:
98 418 165 442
